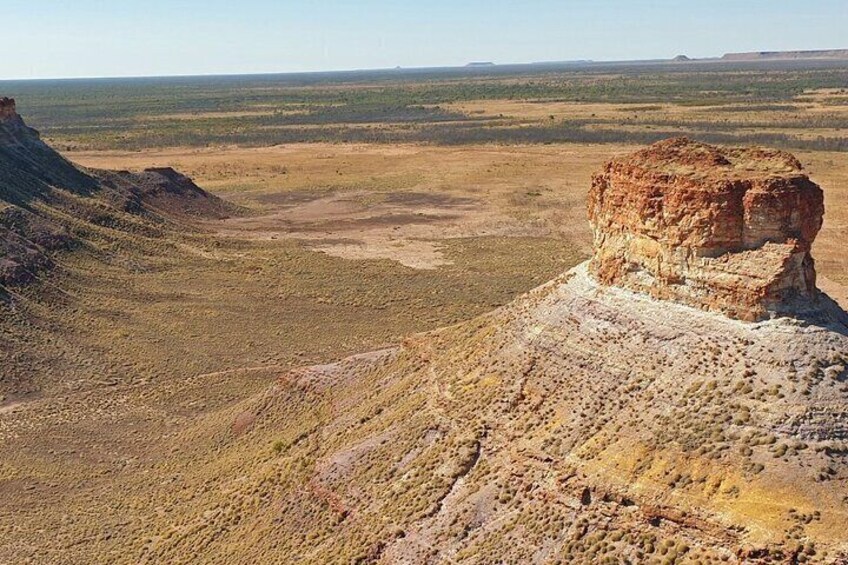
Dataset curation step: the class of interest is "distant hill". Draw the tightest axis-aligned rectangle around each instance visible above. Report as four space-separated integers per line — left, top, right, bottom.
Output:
465 61 495 67
0 97 240 288
722 49 848 61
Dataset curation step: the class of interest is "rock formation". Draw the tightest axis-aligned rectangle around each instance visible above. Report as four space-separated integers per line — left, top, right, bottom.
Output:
588 137 825 321
130 257 847 560
0 98 240 287
0 97 17 121
3 129 846 562
96 138 846 564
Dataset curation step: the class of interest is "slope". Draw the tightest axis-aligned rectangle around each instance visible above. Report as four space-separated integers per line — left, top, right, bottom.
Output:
119 142 848 564
122 262 848 564
0 96 238 290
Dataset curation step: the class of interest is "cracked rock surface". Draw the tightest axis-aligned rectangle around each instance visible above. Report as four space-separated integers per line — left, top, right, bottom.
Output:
588 138 825 321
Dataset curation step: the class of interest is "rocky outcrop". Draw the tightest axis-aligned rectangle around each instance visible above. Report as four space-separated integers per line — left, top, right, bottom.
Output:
0 98 241 288
93 167 238 219
0 98 17 121
137 262 848 563
0 97 47 149
588 138 825 321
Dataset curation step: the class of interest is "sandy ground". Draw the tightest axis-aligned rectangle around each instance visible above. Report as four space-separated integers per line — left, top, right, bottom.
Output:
71 143 613 267
214 190 548 269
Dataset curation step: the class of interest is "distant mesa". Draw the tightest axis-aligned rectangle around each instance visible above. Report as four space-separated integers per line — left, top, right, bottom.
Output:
465 61 495 67
588 138 826 321
672 54 691 62
722 49 848 61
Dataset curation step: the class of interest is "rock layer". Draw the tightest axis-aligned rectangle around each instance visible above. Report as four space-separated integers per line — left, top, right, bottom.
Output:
588 138 825 321
115 263 848 563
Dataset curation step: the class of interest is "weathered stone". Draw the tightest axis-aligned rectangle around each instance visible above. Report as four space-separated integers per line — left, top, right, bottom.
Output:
0 98 16 121
587 137 825 321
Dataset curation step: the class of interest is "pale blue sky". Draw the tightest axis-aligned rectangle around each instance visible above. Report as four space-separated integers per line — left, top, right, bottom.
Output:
4 0 847 79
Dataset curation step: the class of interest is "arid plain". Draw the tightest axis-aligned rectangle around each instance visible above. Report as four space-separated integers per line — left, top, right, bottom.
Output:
2 63 848 563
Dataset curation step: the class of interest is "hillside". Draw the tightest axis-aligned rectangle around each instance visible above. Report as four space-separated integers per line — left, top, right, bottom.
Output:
0 97 238 290
118 141 848 563
1 101 846 563
0 100 591 564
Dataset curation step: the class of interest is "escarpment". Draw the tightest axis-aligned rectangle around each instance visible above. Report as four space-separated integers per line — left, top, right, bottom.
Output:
588 138 825 321
0 98 240 288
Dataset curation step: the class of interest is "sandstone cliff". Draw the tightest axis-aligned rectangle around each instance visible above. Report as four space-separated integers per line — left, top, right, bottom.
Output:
588 138 825 321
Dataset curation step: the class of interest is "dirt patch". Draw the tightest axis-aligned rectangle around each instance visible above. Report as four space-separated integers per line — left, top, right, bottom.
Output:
0 401 25 415
214 189 545 269
0 392 40 415
307 238 449 270
250 189 327 207
382 191 477 207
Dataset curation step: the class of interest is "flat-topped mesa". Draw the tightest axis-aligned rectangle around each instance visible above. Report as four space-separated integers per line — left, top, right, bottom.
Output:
587 138 825 321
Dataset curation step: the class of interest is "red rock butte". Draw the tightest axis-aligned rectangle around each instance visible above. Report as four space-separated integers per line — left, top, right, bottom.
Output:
588 138 825 321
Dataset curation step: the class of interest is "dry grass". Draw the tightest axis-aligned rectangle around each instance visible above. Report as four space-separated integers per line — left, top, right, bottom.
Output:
2 93 846 562
70 140 848 287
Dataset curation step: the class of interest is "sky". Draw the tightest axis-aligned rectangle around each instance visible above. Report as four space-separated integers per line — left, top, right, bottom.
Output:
4 0 848 80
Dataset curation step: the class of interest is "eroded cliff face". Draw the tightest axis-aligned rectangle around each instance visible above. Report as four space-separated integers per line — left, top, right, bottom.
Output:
588 138 825 321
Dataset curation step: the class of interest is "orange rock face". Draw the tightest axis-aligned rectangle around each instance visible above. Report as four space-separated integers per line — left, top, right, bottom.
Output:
587 138 825 321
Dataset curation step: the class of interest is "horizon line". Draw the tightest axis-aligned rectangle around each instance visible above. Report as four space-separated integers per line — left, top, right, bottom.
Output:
1 47 846 83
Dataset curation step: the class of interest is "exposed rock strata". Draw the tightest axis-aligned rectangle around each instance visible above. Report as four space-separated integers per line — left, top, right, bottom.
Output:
588 138 825 321
115 139 847 562
124 263 848 563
